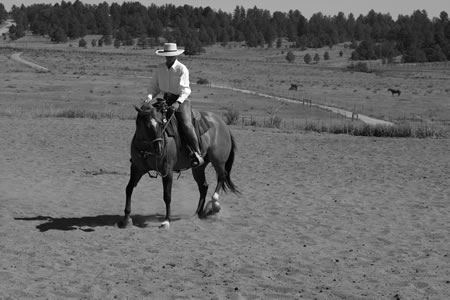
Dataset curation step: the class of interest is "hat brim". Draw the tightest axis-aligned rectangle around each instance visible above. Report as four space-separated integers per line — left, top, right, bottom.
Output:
155 49 185 56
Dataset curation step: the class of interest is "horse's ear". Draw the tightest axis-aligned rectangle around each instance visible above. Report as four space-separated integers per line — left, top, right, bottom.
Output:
134 105 142 113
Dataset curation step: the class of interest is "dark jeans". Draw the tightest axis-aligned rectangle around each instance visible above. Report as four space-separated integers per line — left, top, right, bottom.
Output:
164 93 201 154
175 100 201 154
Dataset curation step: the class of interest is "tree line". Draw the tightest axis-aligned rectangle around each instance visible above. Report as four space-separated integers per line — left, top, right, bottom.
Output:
1 1 449 63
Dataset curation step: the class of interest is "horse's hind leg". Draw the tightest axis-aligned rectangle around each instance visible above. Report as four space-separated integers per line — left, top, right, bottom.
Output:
207 161 229 214
119 164 143 228
192 164 209 218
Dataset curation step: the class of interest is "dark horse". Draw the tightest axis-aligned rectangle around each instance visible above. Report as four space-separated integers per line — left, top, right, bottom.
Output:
388 88 401 96
119 100 239 229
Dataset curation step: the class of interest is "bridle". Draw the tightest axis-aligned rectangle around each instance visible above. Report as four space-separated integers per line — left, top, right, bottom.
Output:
134 106 175 178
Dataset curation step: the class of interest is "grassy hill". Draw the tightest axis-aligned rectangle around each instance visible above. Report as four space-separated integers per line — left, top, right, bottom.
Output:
1 34 449 136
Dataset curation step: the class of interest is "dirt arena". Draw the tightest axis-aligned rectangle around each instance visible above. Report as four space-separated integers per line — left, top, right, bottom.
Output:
1 116 449 299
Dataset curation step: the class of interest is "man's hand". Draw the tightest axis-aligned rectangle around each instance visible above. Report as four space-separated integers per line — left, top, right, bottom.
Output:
143 94 152 104
170 101 180 112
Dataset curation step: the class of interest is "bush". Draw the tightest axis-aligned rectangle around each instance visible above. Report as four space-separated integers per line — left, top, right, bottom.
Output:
102 35 112 46
41 110 117 119
269 116 282 128
223 107 240 125
348 62 371 73
285 51 295 63
78 38 87 48
196 78 209 85
313 53 320 63
304 53 312 64
276 38 282 48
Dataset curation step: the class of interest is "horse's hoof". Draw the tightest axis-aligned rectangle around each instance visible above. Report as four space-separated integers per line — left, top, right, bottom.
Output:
212 201 221 213
159 220 170 229
204 200 221 216
117 217 133 229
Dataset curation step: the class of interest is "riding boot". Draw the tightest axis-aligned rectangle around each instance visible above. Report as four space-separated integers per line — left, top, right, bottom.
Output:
184 126 204 168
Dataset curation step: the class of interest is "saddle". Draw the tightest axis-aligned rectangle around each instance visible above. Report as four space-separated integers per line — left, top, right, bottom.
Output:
153 98 210 158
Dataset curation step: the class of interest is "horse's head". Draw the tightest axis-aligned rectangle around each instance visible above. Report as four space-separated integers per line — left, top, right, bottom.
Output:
133 103 167 156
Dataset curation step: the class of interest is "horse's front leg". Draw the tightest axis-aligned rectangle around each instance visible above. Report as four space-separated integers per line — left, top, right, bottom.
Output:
160 170 173 229
118 164 143 229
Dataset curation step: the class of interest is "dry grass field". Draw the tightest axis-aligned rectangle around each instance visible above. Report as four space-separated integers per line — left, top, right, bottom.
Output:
1 38 449 299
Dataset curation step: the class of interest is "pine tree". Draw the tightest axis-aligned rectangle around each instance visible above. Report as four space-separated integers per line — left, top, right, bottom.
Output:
304 53 312 64
313 53 320 63
0 3 7 22
286 51 296 63
276 37 282 49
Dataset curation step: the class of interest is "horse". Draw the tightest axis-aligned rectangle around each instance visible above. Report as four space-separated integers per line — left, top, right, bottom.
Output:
388 88 401 96
119 100 239 229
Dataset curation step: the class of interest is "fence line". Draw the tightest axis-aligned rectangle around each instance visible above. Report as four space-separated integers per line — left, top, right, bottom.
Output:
201 81 394 126
367 61 450 71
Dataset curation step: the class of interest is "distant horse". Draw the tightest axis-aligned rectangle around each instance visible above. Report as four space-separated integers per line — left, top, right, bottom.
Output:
119 100 239 229
388 88 401 96
289 84 298 91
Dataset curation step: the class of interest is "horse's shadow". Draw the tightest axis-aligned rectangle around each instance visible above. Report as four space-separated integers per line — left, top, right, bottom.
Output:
14 214 183 232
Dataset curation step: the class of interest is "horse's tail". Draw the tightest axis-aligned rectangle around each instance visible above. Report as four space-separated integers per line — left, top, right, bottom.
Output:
221 131 240 194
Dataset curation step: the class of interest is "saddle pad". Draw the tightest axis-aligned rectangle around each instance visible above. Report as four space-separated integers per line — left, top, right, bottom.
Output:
192 110 210 137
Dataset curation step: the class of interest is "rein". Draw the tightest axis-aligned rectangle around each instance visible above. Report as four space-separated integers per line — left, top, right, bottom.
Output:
137 111 175 178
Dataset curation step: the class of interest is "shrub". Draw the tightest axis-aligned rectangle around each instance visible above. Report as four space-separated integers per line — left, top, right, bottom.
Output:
78 38 87 48
313 53 320 63
304 53 312 64
269 116 283 128
137 36 147 48
285 51 295 63
223 107 240 125
196 78 209 85
276 38 282 48
348 62 370 73
102 35 112 46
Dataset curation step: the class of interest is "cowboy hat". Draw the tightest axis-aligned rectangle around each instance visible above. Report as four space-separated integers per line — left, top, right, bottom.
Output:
155 43 185 56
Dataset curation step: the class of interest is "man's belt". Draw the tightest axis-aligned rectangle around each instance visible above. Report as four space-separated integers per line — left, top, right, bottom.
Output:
163 92 179 105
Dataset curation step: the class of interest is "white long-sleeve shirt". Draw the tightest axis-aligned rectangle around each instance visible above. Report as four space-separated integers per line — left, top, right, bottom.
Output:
148 59 191 103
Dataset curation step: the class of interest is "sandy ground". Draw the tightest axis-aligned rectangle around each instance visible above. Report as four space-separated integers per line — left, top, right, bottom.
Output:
1 116 449 299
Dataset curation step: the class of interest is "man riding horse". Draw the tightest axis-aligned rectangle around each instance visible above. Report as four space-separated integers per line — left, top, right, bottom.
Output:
144 43 204 168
